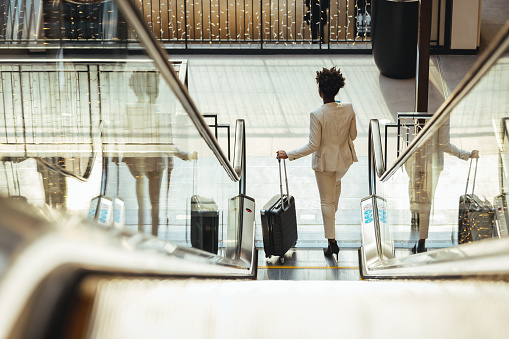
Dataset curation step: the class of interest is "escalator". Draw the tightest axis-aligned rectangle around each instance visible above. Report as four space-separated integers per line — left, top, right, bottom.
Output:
1 1 509 338
360 21 509 279
0 1 257 337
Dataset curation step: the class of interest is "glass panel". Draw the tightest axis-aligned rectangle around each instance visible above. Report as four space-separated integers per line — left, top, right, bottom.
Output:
0 0 239 258
379 51 509 260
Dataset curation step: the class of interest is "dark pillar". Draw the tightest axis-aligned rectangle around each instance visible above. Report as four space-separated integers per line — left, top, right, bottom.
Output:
372 0 419 79
415 0 432 112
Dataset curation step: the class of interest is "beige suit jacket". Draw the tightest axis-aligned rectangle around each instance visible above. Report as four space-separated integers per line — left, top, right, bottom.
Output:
287 102 358 172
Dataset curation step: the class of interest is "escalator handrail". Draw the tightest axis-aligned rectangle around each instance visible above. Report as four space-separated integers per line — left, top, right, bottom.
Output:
368 119 385 195
113 0 239 182
233 119 247 194
0 199 256 339
377 21 509 184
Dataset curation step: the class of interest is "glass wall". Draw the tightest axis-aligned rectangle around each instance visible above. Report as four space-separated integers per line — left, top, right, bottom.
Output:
0 0 240 257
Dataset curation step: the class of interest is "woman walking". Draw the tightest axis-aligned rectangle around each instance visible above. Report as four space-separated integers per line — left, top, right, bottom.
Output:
276 67 358 258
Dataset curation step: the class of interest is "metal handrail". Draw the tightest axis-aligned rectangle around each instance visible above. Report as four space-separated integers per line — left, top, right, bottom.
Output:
368 119 385 195
113 0 239 182
0 198 256 339
233 119 246 195
378 21 509 183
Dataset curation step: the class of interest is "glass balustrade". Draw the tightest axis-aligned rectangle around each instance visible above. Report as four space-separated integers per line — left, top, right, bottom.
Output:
375 41 509 261
0 0 244 261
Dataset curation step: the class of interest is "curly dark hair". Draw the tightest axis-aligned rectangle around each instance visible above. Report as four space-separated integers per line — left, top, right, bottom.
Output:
315 67 345 98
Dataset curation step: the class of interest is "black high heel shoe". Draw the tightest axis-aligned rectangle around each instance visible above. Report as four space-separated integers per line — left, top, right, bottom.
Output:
412 239 427 254
324 241 340 259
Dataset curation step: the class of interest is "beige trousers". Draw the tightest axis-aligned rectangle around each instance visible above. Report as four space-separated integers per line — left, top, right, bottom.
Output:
315 167 350 239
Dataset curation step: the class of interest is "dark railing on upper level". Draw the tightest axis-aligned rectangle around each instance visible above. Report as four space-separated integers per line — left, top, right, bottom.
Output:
0 0 449 51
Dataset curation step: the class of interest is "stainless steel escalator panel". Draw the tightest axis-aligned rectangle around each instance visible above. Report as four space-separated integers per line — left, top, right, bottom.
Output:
0 197 254 339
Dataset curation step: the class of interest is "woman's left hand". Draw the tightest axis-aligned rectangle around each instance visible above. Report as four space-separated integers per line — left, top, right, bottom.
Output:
276 150 288 159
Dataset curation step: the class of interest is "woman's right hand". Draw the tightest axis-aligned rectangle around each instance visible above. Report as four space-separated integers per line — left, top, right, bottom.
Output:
276 150 288 159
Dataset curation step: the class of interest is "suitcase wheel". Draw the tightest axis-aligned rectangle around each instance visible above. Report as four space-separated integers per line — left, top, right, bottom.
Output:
266 255 272 259
278 257 285 264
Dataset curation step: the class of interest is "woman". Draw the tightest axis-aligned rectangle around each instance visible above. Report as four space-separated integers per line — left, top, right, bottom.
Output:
276 67 358 258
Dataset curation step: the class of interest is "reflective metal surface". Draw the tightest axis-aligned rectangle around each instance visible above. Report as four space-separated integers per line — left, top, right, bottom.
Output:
368 119 385 195
0 198 253 339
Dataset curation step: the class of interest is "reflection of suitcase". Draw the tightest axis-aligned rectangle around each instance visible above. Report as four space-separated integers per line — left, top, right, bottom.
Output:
191 195 219 254
260 159 297 263
458 159 495 244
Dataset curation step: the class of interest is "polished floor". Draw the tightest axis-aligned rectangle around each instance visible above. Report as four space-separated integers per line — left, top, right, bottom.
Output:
256 248 361 281
178 53 481 250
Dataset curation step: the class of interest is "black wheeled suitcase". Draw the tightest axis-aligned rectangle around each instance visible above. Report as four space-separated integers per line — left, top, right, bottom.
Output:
190 195 219 254
458 158 495 244
260 159 298 263
190 158 219 254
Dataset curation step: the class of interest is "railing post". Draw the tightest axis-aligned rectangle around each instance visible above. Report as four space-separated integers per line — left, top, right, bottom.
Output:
184 0 188 49
415 0 432 112
260 0 263 49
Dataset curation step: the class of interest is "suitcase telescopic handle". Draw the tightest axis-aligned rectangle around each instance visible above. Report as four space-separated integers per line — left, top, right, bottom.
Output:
116 158 120 197
465 158 479 196
278 158 290 210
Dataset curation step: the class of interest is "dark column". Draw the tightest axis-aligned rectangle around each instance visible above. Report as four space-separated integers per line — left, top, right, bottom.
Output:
372 0 419 79
415 0 432 112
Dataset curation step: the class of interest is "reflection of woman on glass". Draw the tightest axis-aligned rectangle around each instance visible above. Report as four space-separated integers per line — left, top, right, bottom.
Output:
276 67 358 258
407 118 478 253
125 72 194 237
124 71 167 236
